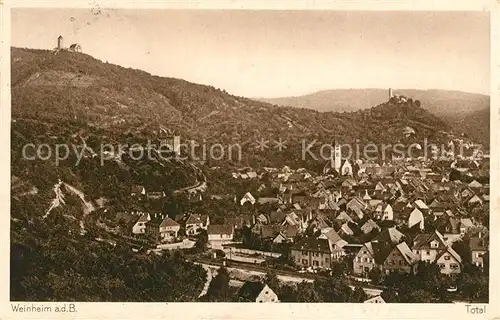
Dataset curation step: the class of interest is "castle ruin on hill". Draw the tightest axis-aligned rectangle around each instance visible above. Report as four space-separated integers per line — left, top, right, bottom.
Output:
53 35 82 54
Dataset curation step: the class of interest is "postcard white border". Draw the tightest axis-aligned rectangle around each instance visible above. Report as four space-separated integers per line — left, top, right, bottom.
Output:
1 1 498 319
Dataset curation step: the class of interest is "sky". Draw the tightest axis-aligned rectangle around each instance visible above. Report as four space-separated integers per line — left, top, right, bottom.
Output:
11 9 490 97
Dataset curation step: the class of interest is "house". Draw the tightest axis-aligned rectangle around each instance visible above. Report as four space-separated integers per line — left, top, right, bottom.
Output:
319 229 347 255
259 225 281 241
291 237 337 269
68 43 82 52
381 204 394 221
273 225 300 244
341 160 353 176
435 246 462 275
467 194 483 206
257 197 280 205
145 215 180 242
283 212 302 227
412 230 448 263
339 222 354 237
408 208 425 230
268 210 287 225
436 217 460 235
353 242 379 276
468 180 483 189
360 219 381 234
341 178 358 189
374 182 386 192
147 191 165 200
414 199 429 211
131 185 146 197
237 282 279 302
374 227 405 245
132 212 151 235
381 242 418 274
346 197 367 212
185 214 209 236
460 187 475 199
362 190 372 201
207 224 234 249
460 218 474 235
470 237 488 269
240 192 256 206
247 171 258 179
364 295 386 303
336 211 353 223
225 215 250 230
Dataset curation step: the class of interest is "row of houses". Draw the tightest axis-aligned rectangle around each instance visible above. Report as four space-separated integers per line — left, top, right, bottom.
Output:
290 225 488 276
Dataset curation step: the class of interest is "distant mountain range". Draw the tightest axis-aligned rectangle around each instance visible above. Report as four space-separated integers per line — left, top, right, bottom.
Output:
257 88 490 121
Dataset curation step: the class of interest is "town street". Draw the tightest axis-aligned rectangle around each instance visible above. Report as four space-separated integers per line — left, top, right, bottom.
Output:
195 261 382 297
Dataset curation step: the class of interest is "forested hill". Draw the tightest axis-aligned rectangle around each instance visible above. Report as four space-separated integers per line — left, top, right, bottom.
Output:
12 47 454 162
11 46 464 208
257 88 489 121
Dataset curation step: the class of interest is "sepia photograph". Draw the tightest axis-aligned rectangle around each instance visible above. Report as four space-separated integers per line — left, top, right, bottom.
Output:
8 7 491 307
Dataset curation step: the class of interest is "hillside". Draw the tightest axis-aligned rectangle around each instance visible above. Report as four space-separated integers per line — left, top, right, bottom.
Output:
452 107 490 148
12 47 472 217
10 47 479 302
12 48 454 168
11 46 460 227
258 88 490 122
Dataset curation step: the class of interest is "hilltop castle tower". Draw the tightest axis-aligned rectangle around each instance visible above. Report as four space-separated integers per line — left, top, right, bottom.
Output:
57 35 63 50
389 88 393 100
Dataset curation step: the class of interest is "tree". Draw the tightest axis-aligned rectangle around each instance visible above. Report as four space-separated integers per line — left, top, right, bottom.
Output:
264 270 281 293
414 262 442 293
278 283 298 302
449 169 462 181
368 267 382 284
314 276 352 302
381 288 399 303
403 289 436 303
295 282 322 302
349 286 368 302
458 272 488 302
331 258 349 277
194 229 208 253
205 267 230 302
452 239 472 266
415 100 421 107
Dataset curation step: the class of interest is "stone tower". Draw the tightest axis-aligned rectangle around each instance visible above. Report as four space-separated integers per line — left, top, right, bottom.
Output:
389 88 393 100
330 139 342 173
57 35 63 50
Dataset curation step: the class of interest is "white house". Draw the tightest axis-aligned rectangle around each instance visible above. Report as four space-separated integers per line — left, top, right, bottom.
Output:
207 224 234 249
132 212 151 235
382 204 393 221
364 295 386 303
238 282 280 303
408 208 425 230
341 160 353 176
240 192 256 206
